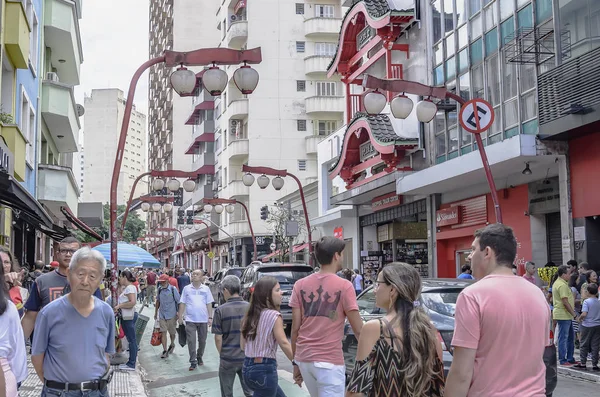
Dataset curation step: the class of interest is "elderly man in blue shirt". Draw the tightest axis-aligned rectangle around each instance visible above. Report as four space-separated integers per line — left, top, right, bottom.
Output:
31 247 115 397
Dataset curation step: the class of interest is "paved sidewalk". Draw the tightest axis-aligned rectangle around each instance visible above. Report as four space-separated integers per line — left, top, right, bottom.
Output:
557 347 600 383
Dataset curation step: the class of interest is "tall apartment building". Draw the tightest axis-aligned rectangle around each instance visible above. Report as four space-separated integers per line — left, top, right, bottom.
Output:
83 89 147 205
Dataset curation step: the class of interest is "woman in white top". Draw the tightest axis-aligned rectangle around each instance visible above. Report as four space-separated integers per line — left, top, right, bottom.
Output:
0 256 27 397
114 270 138 371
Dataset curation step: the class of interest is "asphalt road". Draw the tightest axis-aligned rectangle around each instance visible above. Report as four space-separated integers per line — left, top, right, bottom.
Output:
554 375 600 396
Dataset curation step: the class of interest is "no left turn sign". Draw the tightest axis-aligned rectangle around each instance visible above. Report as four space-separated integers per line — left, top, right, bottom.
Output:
459 98 495 134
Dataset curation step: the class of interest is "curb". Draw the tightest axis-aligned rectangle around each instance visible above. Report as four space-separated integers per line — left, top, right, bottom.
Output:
558 366 600 383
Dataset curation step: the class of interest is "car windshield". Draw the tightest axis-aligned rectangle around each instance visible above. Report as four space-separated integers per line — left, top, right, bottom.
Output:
227 268 244 278
257 267 312 285
421 290 461 317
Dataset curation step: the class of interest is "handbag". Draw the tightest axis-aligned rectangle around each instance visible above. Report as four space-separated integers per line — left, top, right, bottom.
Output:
177 323 187 347
121 307 135 320
150 324 163 346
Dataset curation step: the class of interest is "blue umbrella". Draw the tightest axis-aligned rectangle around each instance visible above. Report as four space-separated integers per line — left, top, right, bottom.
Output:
92 242 161 269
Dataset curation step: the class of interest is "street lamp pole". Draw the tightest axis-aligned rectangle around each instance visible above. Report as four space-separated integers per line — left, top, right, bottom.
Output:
361 75 503 224
109 47 262 307
241 165 314 264
192 220 212 271
203 198 258 262
156 227 188 269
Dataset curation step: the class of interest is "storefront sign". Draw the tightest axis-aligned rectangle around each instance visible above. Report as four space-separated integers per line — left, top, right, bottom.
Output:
359 141 378 162
436 207 461 227
357 26 375 51
528 177 560 214
371 193 402 212
333 227 343 239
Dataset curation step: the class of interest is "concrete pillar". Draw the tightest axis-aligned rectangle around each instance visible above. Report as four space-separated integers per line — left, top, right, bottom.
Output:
558 155 574 262
242 243 248 266
427 194 442 278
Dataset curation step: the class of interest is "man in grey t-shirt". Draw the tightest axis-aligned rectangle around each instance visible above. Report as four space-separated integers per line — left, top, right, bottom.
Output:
32 247 115 395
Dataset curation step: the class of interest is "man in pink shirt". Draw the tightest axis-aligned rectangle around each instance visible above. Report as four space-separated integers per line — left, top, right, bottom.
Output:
290 236 363 396
523 261 537 284
445 224 550 397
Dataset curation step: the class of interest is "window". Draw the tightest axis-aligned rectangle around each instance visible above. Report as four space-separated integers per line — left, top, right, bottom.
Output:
472 64 484 97
315 42 337 56
504 99 518 128
446 33 456 56
315 5 334 18
469 0 481 16
316 120 337 136
457 24 468 49
296 41 305 53
297 80 306 92
445 56 456 80
298 160 307 171
434 65 444 84
517 4 533 28
499 0 514 20
500 16 514 47
503 60 518 99
470 39 484 64
459 72 470 99
444 0 454 32
485 27 498 55
484 1 498 30
458 48 469 73
470 13 482 38
20 89 34 164
456 0 466 26
27 3 38 72
485 54 500 106
316 81 337 96
295 3 304 14
297 120 307 131
521 91 537 120
1 56 14 117
432 0 443 43
434 43 444 65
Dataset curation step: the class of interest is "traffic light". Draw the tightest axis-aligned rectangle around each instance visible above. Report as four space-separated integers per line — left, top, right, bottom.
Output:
186 210 194 225
260 205 269 220
173 188 184 207
177 209 185 225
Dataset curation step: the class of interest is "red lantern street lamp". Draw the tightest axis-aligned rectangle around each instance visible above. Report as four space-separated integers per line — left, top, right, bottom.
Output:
203 198 258 262
191 220 212 271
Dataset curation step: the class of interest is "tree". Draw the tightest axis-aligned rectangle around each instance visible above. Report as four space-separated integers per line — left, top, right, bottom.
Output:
73 203 146 243
265 204 306 262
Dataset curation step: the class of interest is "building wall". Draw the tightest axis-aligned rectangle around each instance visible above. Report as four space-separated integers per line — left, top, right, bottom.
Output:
83 89 147 205
570 133 600 219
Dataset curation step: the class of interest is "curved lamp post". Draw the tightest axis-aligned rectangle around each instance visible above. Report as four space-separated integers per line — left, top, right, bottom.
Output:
361 74 502 224
203 198 258 262
192 219 212 271
156 227 187 269
241 165 314 266
110 47 262 307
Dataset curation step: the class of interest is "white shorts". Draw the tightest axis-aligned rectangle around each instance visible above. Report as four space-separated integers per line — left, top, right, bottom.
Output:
296 361 345 397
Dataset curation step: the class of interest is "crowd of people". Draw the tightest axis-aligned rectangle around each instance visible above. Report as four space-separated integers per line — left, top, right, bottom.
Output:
0 224 595 396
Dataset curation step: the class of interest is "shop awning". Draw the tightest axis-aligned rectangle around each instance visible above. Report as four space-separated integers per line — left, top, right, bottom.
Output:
185 102 215 125
262 243 308 262
60 206 103 241
184 133 216 154
0 172 70 240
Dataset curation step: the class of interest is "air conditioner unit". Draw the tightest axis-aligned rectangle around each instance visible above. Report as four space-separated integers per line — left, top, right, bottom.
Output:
46 72 59 82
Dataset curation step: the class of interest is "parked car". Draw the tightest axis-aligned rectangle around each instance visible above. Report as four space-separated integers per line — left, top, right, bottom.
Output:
343 279 472 379
207 267 246 306
240 262 313 324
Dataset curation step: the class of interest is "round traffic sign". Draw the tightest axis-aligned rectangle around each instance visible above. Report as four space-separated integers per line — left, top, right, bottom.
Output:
270 243 276 251
459 98 495 134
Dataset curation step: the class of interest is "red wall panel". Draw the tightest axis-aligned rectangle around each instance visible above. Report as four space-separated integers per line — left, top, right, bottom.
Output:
570 133 600 218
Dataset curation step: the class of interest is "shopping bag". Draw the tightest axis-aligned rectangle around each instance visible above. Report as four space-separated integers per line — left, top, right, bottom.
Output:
177 323 187 347
150 325 162 346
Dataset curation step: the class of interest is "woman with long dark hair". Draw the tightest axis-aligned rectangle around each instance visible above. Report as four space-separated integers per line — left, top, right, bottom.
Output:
0 251 27 396
114 269 138 371
241 277 294 397
346 262 444 397
0 247 23 317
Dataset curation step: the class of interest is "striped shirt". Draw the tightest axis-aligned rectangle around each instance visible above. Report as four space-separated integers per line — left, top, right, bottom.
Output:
212 297 249 362
244 309 280 359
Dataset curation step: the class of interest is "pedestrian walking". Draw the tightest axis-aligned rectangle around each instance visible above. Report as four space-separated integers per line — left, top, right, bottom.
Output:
155 273 180 358
0 254 27 397
241 277 295 397
21 237 103 340
1 247 24 317
176 268 191 293
575 283 600 370
178 269 213 370
168 270 179 291
352 269 363 296
212 275 252 397
138 270 147 304
346 262 444 396
457 264 474 279
290 236 363 396
445 224 550 397
553 264 578 366
523 261 536 284
114 270 139 371
31 247 115 397
146 270 157 306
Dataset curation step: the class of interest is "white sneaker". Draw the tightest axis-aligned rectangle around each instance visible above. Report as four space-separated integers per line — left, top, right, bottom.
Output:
118 364 136 371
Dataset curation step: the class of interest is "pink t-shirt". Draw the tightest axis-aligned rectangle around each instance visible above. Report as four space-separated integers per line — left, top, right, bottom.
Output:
523 274 536 284
452 274 550 397
289 272 358 365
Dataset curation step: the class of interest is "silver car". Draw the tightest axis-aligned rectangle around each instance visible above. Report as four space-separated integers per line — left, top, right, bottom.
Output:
207 267 246 306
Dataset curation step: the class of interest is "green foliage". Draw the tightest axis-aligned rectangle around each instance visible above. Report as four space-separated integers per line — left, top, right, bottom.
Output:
74 203 145 243
265 204 306 262
0 112 13 124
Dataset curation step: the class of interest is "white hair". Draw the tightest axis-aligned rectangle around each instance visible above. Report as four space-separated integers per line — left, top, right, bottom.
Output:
69 246 107 274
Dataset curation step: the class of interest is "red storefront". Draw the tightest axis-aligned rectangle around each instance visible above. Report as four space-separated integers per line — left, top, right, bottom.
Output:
436 184 532 277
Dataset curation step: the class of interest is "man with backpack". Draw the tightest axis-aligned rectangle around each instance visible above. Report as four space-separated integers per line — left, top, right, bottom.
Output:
154 273 180 358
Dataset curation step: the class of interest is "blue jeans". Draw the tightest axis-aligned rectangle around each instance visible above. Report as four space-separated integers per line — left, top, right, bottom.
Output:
557 319 575 364
242 358 286 397
41 386 109 397
122 312 138 368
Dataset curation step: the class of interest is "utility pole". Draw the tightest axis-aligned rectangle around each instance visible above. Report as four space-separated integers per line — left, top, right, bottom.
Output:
287 200 293 262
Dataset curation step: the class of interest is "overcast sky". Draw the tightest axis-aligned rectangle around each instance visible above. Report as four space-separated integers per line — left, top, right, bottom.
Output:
75 0 150 128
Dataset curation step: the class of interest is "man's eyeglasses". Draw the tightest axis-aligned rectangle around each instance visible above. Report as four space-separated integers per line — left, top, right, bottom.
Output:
58 249 77 255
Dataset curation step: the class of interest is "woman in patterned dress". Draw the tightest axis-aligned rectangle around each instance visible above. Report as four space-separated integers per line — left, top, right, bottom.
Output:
346 262 445 397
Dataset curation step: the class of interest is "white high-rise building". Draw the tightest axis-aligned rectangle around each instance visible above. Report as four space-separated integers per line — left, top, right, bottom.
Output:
147 0 344 270
83 89 147 205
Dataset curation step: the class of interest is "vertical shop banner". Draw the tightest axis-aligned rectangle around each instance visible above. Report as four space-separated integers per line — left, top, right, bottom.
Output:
333 227 343 240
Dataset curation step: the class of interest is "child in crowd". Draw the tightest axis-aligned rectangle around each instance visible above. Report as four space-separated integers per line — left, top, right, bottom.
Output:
576 283 600 370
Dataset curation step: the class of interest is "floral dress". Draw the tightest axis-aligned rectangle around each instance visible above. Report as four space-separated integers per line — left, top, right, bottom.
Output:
347 318 445 397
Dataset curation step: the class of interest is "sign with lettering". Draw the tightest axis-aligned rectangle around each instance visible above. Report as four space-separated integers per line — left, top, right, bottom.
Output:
357 26 376 51
371 193 402 212
333 227 343 239
359 141 378 162
436 206 461 227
